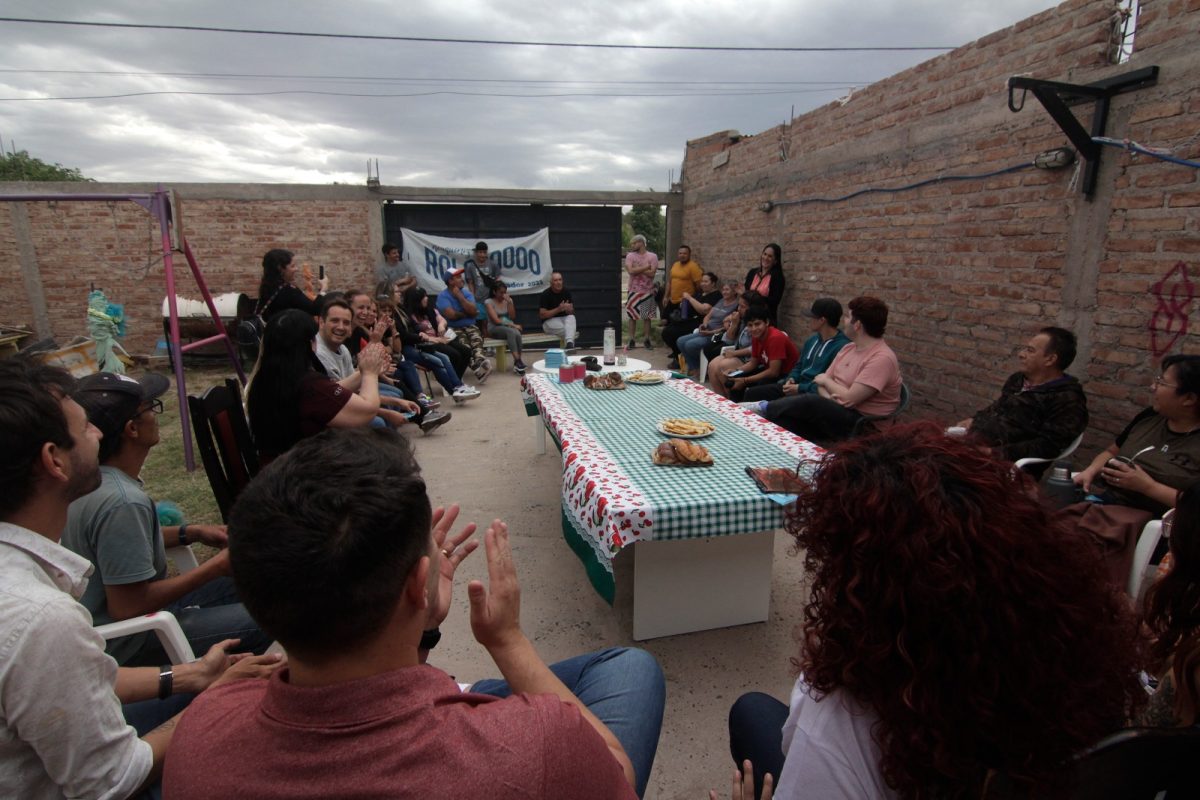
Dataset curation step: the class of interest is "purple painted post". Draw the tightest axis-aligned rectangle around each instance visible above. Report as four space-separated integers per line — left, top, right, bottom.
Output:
152 190 196 470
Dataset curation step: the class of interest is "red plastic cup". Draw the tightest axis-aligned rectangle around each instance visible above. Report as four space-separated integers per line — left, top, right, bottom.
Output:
574 362 586 379
559 365 575 383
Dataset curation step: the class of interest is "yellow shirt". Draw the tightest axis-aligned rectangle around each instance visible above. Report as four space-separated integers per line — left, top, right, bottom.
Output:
668 260 702 304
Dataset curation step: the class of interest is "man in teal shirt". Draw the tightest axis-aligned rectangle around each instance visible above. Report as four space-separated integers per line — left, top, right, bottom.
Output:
743 298 849 405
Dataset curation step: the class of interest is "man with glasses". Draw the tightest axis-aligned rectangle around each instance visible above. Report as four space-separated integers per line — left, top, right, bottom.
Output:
62 372 270 666
954 327 1087 466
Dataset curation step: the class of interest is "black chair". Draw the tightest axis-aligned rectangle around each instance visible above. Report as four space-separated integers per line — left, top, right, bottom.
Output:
1068 725 1200 799
188 379 260 522
851 382 911 436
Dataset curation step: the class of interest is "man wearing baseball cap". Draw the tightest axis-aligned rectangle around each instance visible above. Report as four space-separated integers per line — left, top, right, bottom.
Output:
62 372 271 666
436 266 494 382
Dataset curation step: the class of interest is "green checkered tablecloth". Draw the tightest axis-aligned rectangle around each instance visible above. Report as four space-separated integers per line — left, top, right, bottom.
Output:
523 374 824 602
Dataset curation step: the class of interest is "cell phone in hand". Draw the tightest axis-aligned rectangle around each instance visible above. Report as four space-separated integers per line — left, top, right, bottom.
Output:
727 370 745 378
319 265 325 279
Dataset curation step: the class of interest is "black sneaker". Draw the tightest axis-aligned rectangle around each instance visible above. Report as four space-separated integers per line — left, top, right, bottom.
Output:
627 339 638 350
418 410 452 434
644 339 654 350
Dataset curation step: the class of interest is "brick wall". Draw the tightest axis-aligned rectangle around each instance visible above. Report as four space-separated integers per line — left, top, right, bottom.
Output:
0 185 382 354
680 0 1199 456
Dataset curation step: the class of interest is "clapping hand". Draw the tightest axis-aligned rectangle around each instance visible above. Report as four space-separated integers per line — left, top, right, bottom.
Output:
467 520 524 652
428 505 479 629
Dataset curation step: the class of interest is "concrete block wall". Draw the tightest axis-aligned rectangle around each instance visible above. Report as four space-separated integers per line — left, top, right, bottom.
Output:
680 0 1199 456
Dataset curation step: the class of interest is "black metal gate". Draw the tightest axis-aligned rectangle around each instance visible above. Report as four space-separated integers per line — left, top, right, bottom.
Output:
383 203 621 347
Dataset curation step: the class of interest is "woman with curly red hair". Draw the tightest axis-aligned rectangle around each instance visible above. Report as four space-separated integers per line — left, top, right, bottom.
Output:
721 422 1145 799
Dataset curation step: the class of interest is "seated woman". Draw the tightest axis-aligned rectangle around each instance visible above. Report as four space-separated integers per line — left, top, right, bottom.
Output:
377 279 479 402
678 279 741 378
662 271 721 364
1069 354 1200 584
485 280 527 375
723 422 1144 799
404 286 470 378
707 294 765 398
1141 480 1200 727
247 309 393 462
1074 354 1200 515
255 248 329 322
759 296 901 445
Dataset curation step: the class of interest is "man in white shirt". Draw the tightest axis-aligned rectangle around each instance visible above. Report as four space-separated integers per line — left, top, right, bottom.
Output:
0 357 283 799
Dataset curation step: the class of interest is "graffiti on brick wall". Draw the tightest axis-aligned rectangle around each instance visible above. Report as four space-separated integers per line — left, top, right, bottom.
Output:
1150 261 1194 358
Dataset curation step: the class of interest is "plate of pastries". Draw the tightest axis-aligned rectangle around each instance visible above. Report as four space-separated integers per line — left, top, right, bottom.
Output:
652 438 715 467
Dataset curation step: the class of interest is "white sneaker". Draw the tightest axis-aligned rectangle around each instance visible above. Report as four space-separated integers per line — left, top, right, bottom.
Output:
739 401 766 416
474 358 494 384
452 385 480 401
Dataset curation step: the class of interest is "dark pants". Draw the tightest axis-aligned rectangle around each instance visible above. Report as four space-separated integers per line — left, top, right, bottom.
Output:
661 317 696 356
124 577 270 666
728 691 789 800
763 394 862 444
743 383 786 403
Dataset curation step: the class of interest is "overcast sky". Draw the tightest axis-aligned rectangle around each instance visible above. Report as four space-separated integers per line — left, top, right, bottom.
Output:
0 1 1065 189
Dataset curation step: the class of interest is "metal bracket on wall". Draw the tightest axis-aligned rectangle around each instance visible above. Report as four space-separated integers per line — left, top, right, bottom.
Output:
1006 66 1158 198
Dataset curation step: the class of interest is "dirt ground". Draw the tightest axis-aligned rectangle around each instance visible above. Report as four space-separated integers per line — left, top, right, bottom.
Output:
403 349 813 800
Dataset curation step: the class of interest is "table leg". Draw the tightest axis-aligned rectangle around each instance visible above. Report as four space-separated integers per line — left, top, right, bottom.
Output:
631 531 774 640
534 415 546 454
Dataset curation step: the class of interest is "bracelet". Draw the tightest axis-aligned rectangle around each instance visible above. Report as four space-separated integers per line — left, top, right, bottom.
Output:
158 665 174 699
419 627 442 651
178 524 189 546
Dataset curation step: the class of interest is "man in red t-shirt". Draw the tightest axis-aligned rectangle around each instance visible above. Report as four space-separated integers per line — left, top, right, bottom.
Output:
723 306 800 402
164 429 664 799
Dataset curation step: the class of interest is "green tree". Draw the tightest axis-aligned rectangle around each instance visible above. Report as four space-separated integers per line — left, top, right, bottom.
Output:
623 204 665 257
0 149 90 181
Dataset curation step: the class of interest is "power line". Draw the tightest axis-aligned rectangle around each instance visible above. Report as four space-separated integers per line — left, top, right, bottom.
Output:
0 67 873 86
0 16 956 52
0 86 858 102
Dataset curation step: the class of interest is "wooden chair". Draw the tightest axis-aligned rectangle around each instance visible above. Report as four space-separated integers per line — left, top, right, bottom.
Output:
188 379 260 523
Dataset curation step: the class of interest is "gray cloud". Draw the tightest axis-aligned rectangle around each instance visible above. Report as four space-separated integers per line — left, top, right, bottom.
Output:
0 0 1063 188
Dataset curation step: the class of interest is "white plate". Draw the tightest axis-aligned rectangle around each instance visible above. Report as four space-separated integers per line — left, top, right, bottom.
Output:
656 420 715 439
627 371 667 385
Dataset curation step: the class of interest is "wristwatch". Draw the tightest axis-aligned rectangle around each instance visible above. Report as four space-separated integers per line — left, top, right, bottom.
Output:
158 665 174 699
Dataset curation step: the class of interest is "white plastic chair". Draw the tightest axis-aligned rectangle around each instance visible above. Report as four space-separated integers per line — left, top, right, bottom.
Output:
1014 431 1085 472
1127 512 1170 601
93 545 199 663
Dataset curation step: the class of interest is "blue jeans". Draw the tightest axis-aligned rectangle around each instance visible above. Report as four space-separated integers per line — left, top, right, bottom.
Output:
678 332 713 370
471 647 665 798
126 576 271 665
403 345 462 392
728 692 789 800
392 361 424 396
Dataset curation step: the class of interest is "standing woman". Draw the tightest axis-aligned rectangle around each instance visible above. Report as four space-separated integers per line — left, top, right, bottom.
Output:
485 281 527 375
256 248 330 322
624 234 659 349
744 243 785 326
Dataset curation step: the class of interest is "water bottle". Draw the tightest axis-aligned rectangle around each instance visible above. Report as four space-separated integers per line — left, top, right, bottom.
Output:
603 320 616 365
1042 461 1081 508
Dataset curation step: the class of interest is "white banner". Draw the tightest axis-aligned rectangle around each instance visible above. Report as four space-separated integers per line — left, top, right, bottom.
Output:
399 228 553 296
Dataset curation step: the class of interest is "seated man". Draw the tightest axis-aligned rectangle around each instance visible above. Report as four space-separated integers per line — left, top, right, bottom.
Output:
723 305 800 402
760 296 902 445
62 372 272 666
316 297 450 434
0 357 282 800
955 326 1087 464
437 266 494 383
166 428 665 799
539 270 578 349
743 298 849 405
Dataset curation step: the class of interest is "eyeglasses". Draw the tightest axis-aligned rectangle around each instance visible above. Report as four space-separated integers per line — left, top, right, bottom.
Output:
1152 376 1179 390
138 399 164 416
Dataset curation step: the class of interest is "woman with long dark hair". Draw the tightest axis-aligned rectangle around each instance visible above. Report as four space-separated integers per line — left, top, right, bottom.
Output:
743 243 785 326
1142 480 1200 727
256 248 330 322
722 422 1144 799
404 286 470 377
376 279 479 403
247 309 386 461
